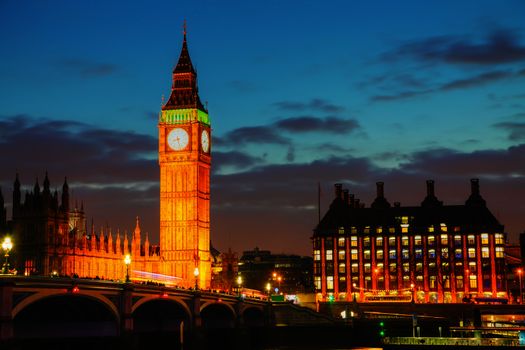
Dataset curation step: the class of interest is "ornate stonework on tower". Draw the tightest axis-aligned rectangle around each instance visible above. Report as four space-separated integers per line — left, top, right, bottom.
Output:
158 27 211 288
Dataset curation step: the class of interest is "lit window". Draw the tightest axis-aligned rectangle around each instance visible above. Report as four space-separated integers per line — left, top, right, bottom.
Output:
363 263 370 273
376 236 383 246
338 227 345 235
440 223 447 232
455 249 462 259
402 236 409 246
481 247 489 258
454 235 462 246
401 226 408 233
314 276 321 290
389 236 396 246
441 247 449 259
414 235 422 245
351 227 357 234
338 250 346 260
351 249 358 260
314 250 321 261
441 234 448 245
430 276 437 288
428 226 434 233
352 263 359 273
402 249 409 259
456 276 463 289
469 275 477 289
495 247 504 258
403 262 410 273
351 236 358 247
416 263 423 272
468 248 476 258
415 248 423 259
338 238 345 247
326 250 333 261
376 249 384 259
364 226 370 234
363 236 370 247
495 234 504 245
481 234 489 245
376 227 383 234
389 263 396 272
364 250 371 259
428 249 436 259
389 227 395 233
339 263 346 274
401 216 409 224
327 276 334 290
416 275 423 281
442 276 450 288
428 236 435 246
468 261 477 273
468 235 475 245
389 250 396 259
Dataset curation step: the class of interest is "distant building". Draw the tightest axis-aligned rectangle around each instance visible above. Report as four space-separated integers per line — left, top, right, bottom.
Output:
313 179 507 303
211 247 239 292
239 247 313 294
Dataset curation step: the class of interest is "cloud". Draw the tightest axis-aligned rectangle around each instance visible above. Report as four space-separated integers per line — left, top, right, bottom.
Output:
275 116 360 134
212 151 265 172
2 114 523 255
494 121 525 141
386 29 525 65
58 58 118 78
401 145 525 177
371 69 522 102
0 114 157 184
273 98 345 113
218 125 290 147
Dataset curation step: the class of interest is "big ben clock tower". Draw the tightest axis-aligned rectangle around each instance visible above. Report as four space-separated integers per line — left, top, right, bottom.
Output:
159 26 211 288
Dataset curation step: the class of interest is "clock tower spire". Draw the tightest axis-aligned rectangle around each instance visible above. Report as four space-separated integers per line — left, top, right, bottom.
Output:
158 24 211 288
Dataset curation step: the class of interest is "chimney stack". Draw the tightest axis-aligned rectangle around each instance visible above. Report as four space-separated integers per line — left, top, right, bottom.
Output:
376 182 384 198
334 183 343 199
426 180 435 197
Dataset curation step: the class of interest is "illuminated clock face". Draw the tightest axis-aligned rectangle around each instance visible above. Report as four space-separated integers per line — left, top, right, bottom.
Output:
201 129 210 153
167 128 189 151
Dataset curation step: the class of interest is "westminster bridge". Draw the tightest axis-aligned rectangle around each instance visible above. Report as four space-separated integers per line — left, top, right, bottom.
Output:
0 275 336 348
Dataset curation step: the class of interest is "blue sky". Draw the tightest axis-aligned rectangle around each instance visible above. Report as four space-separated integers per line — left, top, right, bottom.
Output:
1 0 524 256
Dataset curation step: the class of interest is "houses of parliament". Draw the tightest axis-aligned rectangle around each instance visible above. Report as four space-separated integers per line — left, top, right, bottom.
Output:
0 29 213 289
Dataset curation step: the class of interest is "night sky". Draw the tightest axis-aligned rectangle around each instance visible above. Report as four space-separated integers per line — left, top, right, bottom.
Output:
1 1 524 256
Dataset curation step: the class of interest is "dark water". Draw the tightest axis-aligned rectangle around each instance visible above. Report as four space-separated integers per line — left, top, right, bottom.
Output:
1 327 382 350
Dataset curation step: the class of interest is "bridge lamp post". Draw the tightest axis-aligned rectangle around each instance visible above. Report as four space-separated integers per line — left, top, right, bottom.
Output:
266 282 271 299
194 267 199 290
352 283 357 301
518 268 523 304
237 275 243 296
2 237 13 274
124 254 131 283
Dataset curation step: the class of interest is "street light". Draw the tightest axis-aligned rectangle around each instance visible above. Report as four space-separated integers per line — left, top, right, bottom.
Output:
277 276 282 293
194 267 200 290
352 282 357 301
124 254 131 283
237 275 243 296
2 237 13 274
517 267 523 304
266 282 271 300
410 283 415 303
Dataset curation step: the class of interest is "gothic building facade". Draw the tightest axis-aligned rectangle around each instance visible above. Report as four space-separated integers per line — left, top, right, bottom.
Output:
4 29 212 289
313 179 507 303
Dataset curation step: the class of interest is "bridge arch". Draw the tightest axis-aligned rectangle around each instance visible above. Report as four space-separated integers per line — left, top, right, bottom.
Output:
13 293 118 338
132 297 192 333
200 302 236 328
242 306 266 327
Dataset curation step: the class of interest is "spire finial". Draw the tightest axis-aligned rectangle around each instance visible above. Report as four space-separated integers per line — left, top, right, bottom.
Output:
183 19 187 39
